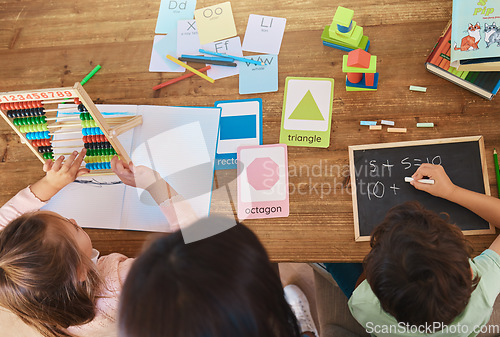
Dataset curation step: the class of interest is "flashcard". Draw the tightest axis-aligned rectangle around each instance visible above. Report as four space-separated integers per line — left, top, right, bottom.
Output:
279 77 334 148
155 0 197 34
194 2 237 44
177 20 202 56
149 34 186 72
237 144 289 220
242 15 287 55
214 99 263 170
239 54 278 94
201 36 243 80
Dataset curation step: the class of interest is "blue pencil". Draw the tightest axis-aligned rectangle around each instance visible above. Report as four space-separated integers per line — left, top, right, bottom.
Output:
199 49 264 65
181 54 234 62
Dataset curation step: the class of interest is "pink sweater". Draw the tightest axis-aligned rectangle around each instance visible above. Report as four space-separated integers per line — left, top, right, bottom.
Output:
0 186 197 337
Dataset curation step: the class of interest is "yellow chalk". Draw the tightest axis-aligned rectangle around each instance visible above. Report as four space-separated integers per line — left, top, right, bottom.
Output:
166 55 215 84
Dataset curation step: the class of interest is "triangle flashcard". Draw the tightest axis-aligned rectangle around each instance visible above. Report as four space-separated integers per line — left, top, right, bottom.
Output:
288 90 324 121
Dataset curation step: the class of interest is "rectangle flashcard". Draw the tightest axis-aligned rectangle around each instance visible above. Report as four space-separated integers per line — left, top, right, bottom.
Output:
237 144 289 220
155 0 197 34
149 34 187 72
176 20 202 56
194 1 237 45
214 99 263 170
202 36 243 80
279 77 334 148
239 54 278 95
242 14 287 55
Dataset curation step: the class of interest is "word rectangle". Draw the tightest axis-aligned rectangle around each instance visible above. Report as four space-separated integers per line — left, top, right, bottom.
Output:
215 99 262 170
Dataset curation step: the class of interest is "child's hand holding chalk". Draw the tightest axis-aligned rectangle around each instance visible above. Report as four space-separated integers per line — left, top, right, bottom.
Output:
409 163 457 199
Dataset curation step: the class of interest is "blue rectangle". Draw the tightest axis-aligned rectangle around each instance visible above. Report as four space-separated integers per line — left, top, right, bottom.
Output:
220 115 257 140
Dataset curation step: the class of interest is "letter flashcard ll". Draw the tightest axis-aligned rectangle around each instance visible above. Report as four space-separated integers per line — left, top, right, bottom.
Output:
279 77 334 148
242 14 287 55
194 1 237 44
237 144 289 220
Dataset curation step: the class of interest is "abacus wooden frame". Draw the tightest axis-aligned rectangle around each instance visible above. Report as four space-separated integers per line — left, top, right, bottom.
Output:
0 82 142 175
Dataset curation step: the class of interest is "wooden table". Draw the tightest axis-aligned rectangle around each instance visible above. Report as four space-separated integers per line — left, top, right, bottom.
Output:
0 0 498 262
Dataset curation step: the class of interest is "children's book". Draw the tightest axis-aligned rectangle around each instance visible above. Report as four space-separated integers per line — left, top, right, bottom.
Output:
450 0 500 71
426 21 500 100
43 105 220 233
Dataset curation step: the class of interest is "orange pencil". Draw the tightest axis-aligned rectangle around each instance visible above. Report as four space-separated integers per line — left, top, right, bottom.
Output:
152 65 212 90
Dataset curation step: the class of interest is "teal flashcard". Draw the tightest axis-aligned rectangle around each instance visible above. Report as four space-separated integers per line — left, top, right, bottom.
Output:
214 99 263 170
155 0 197 34
149 34 186 72
239 54 278 95
279 77 334 148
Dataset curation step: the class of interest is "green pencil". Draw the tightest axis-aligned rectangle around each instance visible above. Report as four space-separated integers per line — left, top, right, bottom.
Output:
494 148 500 198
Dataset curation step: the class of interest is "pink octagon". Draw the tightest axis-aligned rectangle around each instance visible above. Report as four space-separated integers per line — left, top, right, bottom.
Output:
247 157 280 190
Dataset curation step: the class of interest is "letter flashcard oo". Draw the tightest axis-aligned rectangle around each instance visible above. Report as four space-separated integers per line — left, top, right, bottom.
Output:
237 144 289 220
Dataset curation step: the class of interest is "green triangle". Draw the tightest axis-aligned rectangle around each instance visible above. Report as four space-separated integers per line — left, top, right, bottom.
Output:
288 90 324 121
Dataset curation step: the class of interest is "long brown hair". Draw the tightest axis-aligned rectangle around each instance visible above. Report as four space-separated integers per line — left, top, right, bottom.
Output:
365 201 479 326
0 212 101 337
119 218 301 337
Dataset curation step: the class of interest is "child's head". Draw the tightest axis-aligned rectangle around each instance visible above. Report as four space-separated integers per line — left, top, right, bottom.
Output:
364 201 479 326
0 211 100 337
119 217 301 337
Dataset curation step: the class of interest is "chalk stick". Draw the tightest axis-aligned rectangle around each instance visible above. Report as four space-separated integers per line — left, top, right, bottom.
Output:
387 127 407 133
369 125 382 130
404 177 435 184
360 121 377 126
381 120 395 126
409 85 427 92
417 123 434 128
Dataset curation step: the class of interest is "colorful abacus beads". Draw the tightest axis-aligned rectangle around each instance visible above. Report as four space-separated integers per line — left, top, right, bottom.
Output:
6 108 45 118
0 98 81 111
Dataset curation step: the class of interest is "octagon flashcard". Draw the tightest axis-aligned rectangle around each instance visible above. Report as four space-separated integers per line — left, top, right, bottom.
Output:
237 144 289 220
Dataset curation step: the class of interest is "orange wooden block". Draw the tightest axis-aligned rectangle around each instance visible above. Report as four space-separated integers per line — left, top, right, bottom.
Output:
347 48 371 68
347 72 363 84
365 73 375 86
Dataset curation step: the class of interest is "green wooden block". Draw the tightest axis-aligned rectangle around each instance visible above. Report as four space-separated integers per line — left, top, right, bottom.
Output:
342 55 377 73
346 85 377 91
321 26 365 50
332 6 354 27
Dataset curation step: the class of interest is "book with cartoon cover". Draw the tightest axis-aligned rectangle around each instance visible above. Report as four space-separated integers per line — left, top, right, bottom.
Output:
451 0 500 71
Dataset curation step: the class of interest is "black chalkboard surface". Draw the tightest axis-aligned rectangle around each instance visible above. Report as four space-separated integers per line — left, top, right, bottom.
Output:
348 136 494 242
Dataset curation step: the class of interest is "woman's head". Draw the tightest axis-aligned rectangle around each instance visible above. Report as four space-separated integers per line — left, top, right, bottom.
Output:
0 211 100 337
119 217 301 337
364 201 478 326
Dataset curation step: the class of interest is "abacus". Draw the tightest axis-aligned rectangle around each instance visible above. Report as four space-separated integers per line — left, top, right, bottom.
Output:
0 83 142 175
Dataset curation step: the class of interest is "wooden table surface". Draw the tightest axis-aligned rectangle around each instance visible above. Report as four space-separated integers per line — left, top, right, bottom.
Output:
0 0 499 262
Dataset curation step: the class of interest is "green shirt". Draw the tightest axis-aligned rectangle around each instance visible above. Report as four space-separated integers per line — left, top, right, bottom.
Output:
348 249 500 337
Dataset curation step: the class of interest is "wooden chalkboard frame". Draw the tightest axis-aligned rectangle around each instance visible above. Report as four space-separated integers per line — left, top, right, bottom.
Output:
348 136 494 242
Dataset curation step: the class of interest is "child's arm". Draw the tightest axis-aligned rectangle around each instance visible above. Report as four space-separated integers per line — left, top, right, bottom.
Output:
110 156 178 205
111 157 198 231
411 163 500 253
0 149 89 227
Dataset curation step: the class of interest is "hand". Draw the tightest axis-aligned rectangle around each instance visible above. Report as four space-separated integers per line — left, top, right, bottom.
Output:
410 164 457 200
30 149 90 201
111 156 177 204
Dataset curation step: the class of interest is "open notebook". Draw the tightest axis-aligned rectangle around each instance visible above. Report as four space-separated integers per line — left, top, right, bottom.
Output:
42 105 220 232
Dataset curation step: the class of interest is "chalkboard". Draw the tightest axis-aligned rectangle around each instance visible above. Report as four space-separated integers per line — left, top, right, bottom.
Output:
348 136 494 242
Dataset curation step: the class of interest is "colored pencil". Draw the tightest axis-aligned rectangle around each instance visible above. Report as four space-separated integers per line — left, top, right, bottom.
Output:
81 65 102 85
152 65 211 90
180 54 234 62
494 149 500 198
178 57 237 67
199 49 264 65
166 55 215 83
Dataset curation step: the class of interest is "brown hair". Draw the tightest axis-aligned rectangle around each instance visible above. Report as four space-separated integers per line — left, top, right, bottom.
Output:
119 218 301 337
0 212 101 337
364 201 479 326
